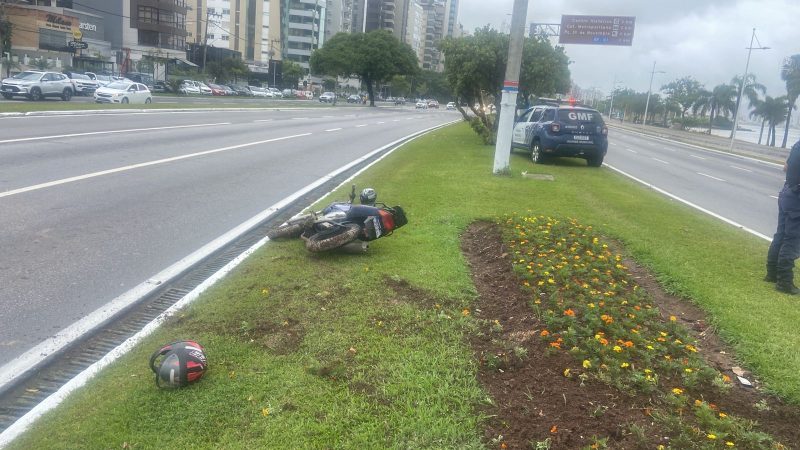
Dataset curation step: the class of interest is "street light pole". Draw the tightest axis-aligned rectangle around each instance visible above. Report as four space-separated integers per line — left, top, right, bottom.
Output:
492 0 529 174
643 61 665 129
730 28 769 150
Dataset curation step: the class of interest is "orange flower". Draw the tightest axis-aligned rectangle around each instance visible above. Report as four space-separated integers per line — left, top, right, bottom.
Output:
564 309 575 317
599 338 609 346
540 330 550 337
624 341 634 348
550 425 558 433
549 342 561 349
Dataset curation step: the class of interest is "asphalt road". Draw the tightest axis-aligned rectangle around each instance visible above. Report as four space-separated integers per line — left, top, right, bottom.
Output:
0 106 458 365
604 127 784 238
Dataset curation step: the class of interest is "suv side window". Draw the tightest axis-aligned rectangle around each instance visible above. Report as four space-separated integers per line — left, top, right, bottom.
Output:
43 73 55 81
530 108 544 122
542 109 556 122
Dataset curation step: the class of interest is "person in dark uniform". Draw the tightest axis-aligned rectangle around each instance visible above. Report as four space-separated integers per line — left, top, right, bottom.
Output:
766 139 800 294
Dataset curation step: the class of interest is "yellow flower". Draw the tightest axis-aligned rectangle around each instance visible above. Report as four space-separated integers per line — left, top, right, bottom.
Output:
719 412 728 418
620 362 629 368
587 302 595 308
582 360 591 369
462 309 470 316
725 442 735 447
613 345 622 353
670 315 677 322
672 388 683 395
563 368 571 377
261 288 269 296
261 407 270 416
707 434 717 440
685 368 693 373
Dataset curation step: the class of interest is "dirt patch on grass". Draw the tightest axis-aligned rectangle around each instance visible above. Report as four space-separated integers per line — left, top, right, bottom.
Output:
461 221 800 449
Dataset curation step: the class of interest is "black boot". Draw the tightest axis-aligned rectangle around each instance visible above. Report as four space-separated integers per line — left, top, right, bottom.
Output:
765 263 777 282
776 281 800 294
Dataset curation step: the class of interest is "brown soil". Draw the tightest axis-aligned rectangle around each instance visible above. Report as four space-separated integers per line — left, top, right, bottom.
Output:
461 221 800 449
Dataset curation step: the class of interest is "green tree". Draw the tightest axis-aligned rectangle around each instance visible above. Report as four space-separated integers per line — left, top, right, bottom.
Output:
730 73 767 138
310 30 419 106
389 75 411 97
413 69 451 101
281 60 303 89
760 95 789 147
749 98 769 145
780 54 800 147
661 76 704 118
692 83 737 133
440 27 570 143
207 57 250 83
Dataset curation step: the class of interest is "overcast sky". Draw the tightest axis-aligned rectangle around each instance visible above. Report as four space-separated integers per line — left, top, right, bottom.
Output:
457 0 800 99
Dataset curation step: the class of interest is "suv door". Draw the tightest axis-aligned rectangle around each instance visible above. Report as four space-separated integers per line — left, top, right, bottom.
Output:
41 73 57 95
512 109 534 145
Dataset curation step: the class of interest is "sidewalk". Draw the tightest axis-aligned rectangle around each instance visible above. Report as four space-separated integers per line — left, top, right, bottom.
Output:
609 121 789 163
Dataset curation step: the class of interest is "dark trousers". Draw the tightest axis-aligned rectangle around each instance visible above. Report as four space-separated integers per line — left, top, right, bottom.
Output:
767 186 800 283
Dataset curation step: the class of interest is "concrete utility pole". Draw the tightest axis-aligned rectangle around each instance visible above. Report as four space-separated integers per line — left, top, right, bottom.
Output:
202 8 221 73
493 0 529 174
642 61 665 129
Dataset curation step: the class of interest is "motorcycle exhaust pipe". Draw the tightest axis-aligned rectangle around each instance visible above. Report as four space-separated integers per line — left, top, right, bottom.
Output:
339 241 369 253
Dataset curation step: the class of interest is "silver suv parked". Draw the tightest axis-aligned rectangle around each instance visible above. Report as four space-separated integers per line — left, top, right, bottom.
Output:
1 71 74 101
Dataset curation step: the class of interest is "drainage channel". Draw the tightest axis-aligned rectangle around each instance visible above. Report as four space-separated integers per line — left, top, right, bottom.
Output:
0 150 389 434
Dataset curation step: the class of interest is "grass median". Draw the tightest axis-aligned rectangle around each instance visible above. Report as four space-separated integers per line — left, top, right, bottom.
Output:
8 122 799 449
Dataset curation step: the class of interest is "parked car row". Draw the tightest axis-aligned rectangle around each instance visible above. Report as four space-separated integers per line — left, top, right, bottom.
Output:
1 70 140 101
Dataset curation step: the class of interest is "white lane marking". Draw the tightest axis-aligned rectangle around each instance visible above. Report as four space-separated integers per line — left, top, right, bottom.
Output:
406 117 414 120
611 126 783 168
0 118 462 447
605 164 771 241
690 154 706 160
377 121 385 124
291 117 310 120
0 133 311 199
730 165 753 173
356 124 368 128
652 158 670 164
393 119 401 122
0 123 230 144
254 119 273 122
325 128 342 132
697 172 726 182
626 148 638 154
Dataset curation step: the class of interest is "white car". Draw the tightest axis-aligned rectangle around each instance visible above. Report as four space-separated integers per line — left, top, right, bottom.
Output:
249 86 268 97
179 80 201 95
446 102 456 110
415 100 428 109
94 81 152 104
268 88 283 98
319 91 336 103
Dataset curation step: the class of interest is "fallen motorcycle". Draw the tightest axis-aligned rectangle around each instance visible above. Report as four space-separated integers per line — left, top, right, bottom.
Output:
266 186 408 252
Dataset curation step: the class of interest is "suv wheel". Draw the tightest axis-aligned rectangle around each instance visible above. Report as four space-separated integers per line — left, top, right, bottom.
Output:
587 153 604 167
29 88 43 101
61 88 72 101
531 141 544 164
1 93 12 100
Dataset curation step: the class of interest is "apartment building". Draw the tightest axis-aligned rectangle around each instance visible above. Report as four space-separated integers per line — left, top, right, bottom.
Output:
282 0 325 71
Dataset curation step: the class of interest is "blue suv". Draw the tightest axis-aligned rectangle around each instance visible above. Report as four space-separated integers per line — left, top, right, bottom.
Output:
511 101 608 167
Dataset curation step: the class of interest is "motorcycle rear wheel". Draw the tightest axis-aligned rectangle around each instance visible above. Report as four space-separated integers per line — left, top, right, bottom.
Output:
267 215 313 240
305 223 361 252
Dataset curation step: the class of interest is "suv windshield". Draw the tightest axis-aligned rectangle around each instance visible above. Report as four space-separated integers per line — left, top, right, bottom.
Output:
557 109 603 124
14 71 44 81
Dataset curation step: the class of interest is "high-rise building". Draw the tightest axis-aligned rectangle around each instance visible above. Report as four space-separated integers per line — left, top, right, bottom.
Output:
281 0 325 71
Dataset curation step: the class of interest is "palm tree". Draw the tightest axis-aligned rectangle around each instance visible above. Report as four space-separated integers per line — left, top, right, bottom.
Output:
749 98 768 145
760 95 789 147
693 83 737 134
730 74 767 138
780 54 800 147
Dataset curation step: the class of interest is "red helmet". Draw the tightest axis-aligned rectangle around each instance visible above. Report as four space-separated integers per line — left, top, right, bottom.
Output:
149 340 208 388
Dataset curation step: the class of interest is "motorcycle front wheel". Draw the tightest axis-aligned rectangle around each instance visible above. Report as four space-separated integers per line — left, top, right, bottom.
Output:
305 223 361 252
267 214 313 240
